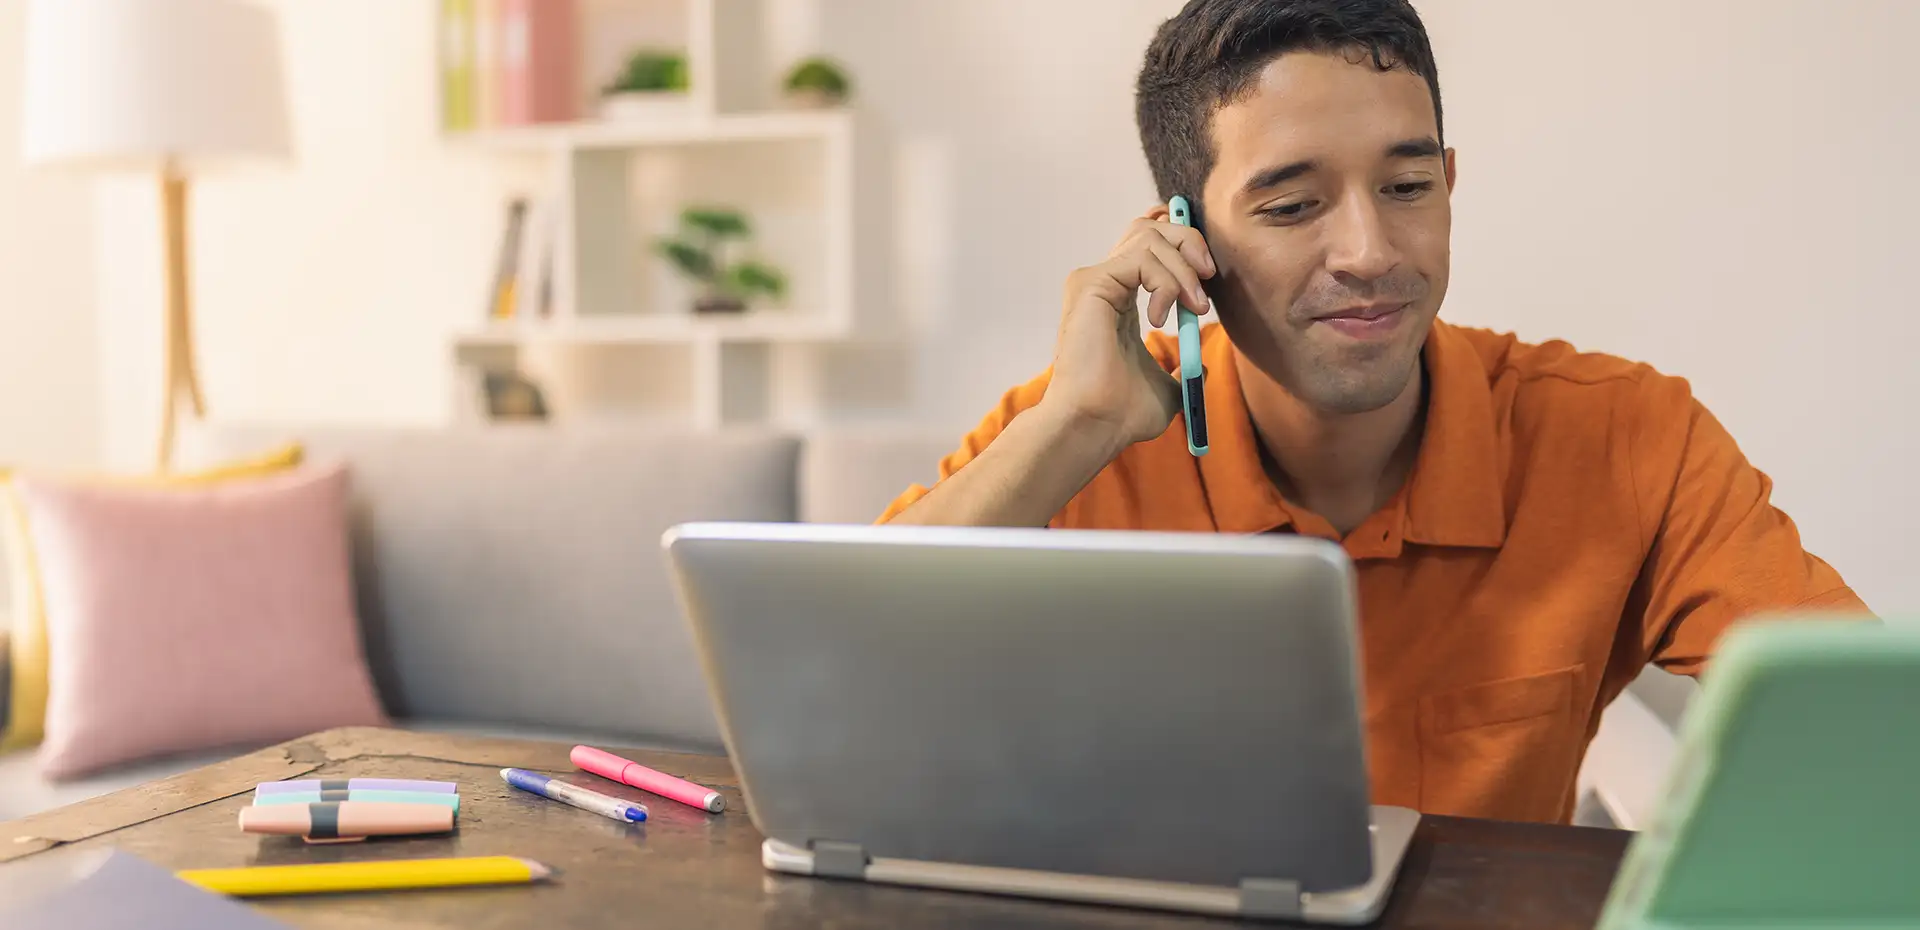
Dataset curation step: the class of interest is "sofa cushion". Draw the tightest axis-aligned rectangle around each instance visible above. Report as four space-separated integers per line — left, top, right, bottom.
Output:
1 444 306 753
0 628 10 741
14 462 389 780
180 425 801 752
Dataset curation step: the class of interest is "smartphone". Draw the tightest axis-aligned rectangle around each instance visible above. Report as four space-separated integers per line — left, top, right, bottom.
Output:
1166 195 1209 456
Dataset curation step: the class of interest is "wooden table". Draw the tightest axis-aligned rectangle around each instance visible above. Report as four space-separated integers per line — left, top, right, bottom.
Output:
0 727 1631 928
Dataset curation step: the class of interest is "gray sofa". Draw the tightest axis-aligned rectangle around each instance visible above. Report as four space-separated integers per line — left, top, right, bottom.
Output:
0 422 1690 828
0 423 958 820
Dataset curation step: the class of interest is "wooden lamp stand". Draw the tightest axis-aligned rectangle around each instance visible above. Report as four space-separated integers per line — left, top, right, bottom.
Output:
157 164 208 473
18 0 290 474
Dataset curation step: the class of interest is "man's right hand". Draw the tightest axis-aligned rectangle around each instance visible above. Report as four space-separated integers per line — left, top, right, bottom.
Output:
884 207 1215 528
1041 207 1216 449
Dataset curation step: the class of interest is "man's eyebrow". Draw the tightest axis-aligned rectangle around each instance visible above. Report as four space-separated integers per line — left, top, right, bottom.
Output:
1387 137 1443 160
1239 159 1319 197
1237 138 1441 197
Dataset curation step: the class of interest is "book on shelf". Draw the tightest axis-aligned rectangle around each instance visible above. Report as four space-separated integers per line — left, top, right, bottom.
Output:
499 0 579 126
517 193 558 319
484 197 528 322
472 0 499 128
439 0 477 131
441 0 581 133
482 191 557 323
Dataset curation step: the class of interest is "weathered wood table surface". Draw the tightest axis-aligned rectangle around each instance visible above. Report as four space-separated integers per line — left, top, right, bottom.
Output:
0 727 1631 928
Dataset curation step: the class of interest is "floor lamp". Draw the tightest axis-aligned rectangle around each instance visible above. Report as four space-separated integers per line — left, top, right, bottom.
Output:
19 0 291 472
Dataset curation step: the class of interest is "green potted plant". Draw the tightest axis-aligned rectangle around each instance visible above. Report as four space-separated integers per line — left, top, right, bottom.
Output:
656 207 788 315
782 56 852 109
600 48 691 121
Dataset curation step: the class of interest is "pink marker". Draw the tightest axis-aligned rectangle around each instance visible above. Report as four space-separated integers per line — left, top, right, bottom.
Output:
570 745 726 814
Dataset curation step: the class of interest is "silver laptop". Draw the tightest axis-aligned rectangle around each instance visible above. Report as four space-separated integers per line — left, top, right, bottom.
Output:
660 522 1419 924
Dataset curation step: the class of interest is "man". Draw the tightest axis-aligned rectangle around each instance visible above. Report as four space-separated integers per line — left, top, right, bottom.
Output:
879 0 1870 824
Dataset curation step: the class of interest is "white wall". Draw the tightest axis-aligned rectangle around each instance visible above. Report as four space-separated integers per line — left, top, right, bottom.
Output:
94 0 538 470
72 0 1919 610
0 0 98 471
808 0 1177 428
811 0 1920 613
1420 0 1920 616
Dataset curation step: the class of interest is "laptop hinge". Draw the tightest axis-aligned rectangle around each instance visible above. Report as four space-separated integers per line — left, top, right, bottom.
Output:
809 840 869 879
1238 878 1304 919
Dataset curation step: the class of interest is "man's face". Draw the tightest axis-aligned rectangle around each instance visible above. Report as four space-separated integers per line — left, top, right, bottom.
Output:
1199 49 1455 415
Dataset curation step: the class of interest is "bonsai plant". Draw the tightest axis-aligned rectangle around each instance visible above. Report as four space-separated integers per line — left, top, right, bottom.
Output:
600 48 690 121
782 56 852 108
656 207 788 315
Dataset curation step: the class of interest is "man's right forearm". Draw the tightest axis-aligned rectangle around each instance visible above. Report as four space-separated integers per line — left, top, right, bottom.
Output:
884 401 1126 528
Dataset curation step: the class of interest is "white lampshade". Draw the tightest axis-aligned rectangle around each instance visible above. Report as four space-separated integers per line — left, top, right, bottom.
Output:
20 0 292 174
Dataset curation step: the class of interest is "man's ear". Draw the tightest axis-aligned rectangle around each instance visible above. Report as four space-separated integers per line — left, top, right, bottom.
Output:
1444 147 1458 192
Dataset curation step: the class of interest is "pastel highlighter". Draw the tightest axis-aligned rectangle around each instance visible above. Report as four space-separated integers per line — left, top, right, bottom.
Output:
253 790 461 812
240 801 454 843
255 778 456 795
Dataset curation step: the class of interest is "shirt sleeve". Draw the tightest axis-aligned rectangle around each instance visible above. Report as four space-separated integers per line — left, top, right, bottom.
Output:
875 368 1054 524
1625 372 1873 678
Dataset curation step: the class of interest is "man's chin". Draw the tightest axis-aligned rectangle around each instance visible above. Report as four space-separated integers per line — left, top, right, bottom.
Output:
1299 372 1417 415
1226 310 1429 414
1285 335 1427 415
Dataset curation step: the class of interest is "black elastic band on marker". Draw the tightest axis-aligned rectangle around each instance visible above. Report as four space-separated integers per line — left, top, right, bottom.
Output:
320 779 350 792
318 789 350 801
308 802 342 839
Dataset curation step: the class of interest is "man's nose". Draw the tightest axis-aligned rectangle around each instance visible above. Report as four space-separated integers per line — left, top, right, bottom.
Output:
1322 192 1402 283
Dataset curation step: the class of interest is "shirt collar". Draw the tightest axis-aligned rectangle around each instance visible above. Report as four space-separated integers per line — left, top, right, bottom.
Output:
1195 319 1507 548
1402 320 1506 548
1195 326 1294 534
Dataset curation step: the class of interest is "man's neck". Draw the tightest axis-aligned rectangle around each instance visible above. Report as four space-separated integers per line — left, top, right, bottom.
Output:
1234 349 1427 538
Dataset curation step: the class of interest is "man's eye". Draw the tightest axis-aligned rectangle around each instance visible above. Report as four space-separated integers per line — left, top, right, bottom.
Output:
1260 201 1313 220
1387 181 1434 199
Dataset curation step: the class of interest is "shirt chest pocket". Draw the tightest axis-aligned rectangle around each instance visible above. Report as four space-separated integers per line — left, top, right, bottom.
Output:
1417 665 1585 822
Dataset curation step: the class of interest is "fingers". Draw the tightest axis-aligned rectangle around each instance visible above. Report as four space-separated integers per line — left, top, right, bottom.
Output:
1137 251 1186 329
1068 251 1187 330
1072 212 1220 329
1156 220 1217 280
1127 209 1216 271
1145 236 1209 319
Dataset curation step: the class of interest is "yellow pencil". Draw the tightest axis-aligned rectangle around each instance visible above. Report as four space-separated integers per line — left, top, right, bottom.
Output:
176 855 553 897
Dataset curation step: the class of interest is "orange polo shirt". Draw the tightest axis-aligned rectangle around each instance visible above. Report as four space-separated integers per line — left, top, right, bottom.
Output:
879 319 1869 824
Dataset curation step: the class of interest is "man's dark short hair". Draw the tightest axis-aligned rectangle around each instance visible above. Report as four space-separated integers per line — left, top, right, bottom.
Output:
1135 0 1443 207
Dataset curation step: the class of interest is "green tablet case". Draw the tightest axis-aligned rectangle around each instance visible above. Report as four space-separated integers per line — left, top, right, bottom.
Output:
1596 615 1920 929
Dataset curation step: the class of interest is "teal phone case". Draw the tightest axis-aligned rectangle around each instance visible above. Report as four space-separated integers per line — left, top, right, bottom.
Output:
1596 616 1920 929
1166 195 1208 456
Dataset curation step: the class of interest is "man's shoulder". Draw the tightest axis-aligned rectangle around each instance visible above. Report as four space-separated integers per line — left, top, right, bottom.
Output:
1441 322 1697 415
1446 322 1652 386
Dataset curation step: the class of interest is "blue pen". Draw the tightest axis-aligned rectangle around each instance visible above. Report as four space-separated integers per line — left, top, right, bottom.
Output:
501 768 647 823
1167 194 1209 456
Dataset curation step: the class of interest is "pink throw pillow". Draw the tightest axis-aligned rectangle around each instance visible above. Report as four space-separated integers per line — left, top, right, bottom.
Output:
11 461 388 779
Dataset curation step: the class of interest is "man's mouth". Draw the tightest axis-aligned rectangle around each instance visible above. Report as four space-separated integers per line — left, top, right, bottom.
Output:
1313 302 1410 338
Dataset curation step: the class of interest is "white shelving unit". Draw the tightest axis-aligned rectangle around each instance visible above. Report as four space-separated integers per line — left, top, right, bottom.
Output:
455 107 851 152
448 0 859 429
454 308 846 346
